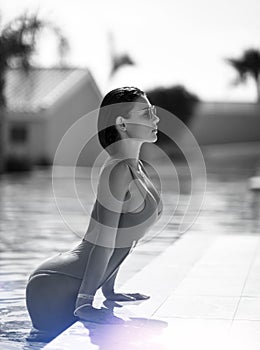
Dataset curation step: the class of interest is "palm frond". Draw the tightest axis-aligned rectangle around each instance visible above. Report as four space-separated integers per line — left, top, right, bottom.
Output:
225 48 260 102
0 12 69 71
110 53 135 77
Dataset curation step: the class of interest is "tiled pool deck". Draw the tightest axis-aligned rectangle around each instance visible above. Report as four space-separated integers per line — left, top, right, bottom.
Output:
1 143 260 349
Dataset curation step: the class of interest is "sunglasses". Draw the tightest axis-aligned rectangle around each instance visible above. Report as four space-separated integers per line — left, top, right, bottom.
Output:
136 105 158 119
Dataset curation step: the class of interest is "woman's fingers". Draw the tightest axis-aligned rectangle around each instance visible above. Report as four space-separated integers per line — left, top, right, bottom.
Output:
106 292 150 301
126 293 150 300
107 293 135 301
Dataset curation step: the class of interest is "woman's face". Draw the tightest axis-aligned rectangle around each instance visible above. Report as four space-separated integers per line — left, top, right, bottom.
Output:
123 95 160 142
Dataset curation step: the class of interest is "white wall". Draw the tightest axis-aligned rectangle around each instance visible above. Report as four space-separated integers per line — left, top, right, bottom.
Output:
46 75 102 166
190 102 260 145
6 112 47 162
28 119 47 161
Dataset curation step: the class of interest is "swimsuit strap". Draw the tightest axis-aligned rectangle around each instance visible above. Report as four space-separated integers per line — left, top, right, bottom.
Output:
102 158 140 171
101 158 144 186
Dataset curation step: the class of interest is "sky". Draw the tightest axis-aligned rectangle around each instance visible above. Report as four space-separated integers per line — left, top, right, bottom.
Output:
1 0 260 102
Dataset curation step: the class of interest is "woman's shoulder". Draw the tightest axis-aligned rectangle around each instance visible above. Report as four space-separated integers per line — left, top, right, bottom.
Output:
100 158 131 176
94 159 132 211
98 158 132 192
103 157 127 167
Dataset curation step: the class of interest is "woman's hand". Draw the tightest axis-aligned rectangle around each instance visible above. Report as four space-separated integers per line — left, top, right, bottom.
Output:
104 291 150 301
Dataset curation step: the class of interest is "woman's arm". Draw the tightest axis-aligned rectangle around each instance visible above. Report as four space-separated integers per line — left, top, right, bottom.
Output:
75 161 132 308
100 245 132 295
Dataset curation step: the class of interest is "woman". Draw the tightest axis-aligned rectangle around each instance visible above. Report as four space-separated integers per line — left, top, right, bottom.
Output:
26 87 162 334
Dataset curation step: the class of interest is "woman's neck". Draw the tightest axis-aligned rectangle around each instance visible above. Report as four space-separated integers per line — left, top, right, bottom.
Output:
109 139 142 168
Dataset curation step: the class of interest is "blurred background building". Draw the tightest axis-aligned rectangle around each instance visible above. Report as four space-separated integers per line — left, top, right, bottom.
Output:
4 67 101 167
0 0 259 171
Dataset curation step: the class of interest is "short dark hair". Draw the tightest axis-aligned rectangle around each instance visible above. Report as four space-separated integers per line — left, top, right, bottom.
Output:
97 87 146 153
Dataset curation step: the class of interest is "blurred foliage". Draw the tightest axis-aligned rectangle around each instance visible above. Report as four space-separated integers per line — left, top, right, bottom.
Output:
0 12 69 105
110 53 135 77
0 11 69 174
225 48 260 103
108 31 135 78
147 85 200 125
146 85 200 162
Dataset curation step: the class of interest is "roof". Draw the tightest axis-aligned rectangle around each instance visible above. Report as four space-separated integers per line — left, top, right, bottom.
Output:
5 67 101 113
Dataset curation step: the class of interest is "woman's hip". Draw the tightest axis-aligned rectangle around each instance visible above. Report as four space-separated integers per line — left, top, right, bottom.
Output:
29 251 88 280
26 272 82 298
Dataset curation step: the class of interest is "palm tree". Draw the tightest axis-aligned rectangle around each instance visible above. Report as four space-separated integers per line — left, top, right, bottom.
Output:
0 12 69 174
225 49 260 103
108 32 135 78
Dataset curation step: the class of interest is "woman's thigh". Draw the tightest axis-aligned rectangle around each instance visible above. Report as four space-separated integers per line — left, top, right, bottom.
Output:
26 273 81 332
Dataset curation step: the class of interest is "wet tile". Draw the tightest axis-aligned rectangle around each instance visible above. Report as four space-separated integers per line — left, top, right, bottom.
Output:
229 320 260 350
173 276 246 296
243 274 260 297
154 295 239 319
235 297 260 320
